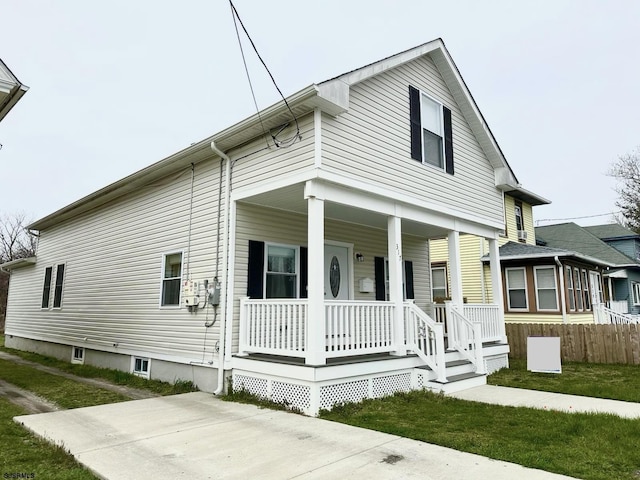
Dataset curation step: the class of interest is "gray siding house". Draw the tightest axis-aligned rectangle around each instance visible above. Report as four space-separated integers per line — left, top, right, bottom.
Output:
3 39 528 415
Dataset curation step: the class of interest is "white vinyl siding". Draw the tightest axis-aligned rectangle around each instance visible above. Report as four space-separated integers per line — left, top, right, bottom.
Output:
506 267 527 311
534 266 558 311
233 203 430 354
321 54 503 226
4 158 224 365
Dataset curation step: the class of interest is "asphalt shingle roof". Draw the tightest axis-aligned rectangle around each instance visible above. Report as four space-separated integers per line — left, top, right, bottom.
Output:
583 223 639 240
535 223 637 266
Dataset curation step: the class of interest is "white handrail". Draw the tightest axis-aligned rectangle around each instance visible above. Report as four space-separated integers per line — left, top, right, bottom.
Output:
594 303 638 325
445 302 485 374
404 302 446 382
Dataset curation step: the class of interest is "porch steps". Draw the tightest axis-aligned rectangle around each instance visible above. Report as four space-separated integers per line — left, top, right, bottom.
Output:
425 372 487 394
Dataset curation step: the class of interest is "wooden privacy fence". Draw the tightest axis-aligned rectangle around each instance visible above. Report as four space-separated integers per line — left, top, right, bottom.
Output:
506 323 640 365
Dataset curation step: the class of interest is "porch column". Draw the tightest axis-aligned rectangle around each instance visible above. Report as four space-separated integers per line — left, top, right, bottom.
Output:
488 238 507 342
448 231 464 308
306 195 326 365
388 216 406 355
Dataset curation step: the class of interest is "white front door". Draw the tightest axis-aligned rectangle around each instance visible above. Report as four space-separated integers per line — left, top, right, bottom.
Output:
324 244 350 300
589 271 603 305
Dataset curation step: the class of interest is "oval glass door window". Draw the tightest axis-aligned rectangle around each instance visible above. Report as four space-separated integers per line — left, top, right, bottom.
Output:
329 256 341 298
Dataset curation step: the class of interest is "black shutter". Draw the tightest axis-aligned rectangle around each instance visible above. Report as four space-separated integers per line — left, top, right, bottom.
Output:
409 86 422 162
247 240 264 298
404 260 415 300
374 256 386 301
299 246 308 299
443 106 454 175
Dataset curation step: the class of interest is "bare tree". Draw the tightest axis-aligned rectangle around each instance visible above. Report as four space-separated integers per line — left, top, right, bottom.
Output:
609 147 640 233
1 212 36 331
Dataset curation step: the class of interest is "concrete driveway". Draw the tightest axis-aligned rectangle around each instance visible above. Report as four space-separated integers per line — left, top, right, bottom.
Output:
15 392 575 480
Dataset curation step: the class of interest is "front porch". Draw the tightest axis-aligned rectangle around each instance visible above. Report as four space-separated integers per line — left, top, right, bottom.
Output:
233 298 508 415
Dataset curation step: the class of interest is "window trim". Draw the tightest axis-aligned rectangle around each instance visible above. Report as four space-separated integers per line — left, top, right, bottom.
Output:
159 250 184 308
533 266 559 312
41 266 53 309
132 356 150 379
581 269 591 311
71 346 85 365
574 267 583 311
505 267 528 312
264 242 300 299
632 282 640 306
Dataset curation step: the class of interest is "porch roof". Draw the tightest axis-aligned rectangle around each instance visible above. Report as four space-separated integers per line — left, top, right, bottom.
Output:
481 241 612 267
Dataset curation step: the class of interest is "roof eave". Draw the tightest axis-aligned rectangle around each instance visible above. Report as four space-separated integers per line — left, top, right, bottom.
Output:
0 256 36 271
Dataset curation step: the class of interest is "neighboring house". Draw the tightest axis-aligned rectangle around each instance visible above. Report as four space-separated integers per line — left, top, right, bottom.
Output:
430 187 549 306
0 58 28 122
537 223 640 318
4 39 535 415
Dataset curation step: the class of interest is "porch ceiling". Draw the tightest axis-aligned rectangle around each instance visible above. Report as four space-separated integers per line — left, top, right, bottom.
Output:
240 184 450 239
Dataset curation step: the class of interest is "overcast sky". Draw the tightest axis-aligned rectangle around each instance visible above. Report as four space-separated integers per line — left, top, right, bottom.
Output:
1 0 638 227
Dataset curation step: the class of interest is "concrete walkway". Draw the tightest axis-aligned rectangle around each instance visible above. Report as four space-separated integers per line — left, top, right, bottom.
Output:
15 392 577 480
449 385 640 419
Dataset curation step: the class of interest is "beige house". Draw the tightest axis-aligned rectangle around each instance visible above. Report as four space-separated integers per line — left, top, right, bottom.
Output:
4 39 537 415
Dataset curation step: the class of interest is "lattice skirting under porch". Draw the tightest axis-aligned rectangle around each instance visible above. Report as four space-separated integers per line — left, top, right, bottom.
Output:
233 369 416 416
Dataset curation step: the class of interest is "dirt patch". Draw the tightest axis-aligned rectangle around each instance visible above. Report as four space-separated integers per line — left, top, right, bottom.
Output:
0 379 59 414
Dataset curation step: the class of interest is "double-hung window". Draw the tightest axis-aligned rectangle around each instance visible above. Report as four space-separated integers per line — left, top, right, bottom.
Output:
534 266 558 311
431 265 448 301
52 264 65 308
581 270 591 310
409 86 453 174
265 244 298 298
161 252 182 306
574 268 583 311
566 266 575 311
41 266 53 309
506 267 528 311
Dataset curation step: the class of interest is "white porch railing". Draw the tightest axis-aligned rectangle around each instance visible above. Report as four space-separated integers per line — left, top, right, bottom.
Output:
593 303 638 325
445 303 485 374
429 303 503 343
239 298 308 357
404 302 446 382
324 301 394 357
608 300 629 314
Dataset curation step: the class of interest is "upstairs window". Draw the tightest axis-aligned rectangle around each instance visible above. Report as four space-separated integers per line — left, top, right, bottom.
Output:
161 252 182 306
409 86 454 174
515 203 524 231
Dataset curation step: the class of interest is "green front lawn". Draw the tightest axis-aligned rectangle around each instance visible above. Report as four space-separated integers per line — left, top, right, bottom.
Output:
488 358 640 402
320 390 640 480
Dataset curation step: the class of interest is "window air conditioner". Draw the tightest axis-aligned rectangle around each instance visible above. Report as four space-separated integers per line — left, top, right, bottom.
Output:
517 230 528 241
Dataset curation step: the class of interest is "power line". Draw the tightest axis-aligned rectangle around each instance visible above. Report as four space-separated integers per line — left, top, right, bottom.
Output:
228 0 300 147
536 211 621 225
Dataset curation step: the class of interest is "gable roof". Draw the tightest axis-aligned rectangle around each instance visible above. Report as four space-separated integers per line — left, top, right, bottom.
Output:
583 223 640 241
480 241 610 267
30 39 532 231
0 58 29 122
535 223 638 267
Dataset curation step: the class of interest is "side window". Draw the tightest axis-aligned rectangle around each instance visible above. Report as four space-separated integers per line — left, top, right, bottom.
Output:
633 283 640 305
161 252 183 306
52 264 65 308
506 267 528 311
41 266 53 309
581 270 591 311
574 268 583 311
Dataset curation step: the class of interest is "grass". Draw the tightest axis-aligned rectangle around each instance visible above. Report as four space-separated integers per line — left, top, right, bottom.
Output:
319 390 640 480
0 398 96 479
0 358 131 409
489 358 640 402
0 335 197 396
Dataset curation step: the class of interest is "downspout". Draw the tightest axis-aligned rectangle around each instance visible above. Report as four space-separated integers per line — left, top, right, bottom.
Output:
210 141 231 395
555 256 567 324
